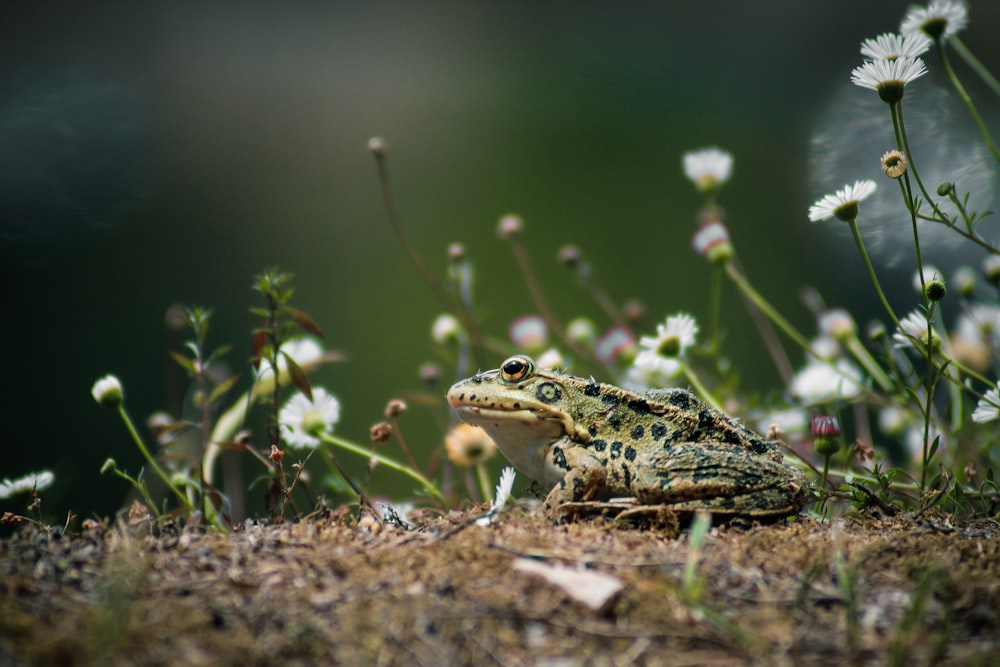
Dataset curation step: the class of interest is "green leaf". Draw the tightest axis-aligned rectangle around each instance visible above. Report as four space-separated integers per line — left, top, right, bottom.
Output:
281 306 325 338
207 375 240 406
283 351 312 400
169 351 197 375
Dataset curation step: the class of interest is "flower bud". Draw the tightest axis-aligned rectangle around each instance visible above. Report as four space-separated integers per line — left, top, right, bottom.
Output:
367 136 386 157
881 150 907 179
497 214 524 239
370 421 393 444
936 181 954 197
924 278 946 303
811 415 842 457
91 375 123 408
385 399 407 419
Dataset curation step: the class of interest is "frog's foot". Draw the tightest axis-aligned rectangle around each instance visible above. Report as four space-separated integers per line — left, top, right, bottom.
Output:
542 452 608 518
548 498 679 534
631 443 812 519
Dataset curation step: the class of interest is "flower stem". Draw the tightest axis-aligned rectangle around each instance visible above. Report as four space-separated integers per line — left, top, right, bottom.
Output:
935 37 1000 163
681 363 724 413
475 462 492 504
117 405 193 511
319 431 445 504
950 37 1000 98
846 218 900 329
723 263 812 353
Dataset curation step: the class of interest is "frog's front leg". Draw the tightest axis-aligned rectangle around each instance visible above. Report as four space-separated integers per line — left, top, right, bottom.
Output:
541 437 608 515
630 442 811 518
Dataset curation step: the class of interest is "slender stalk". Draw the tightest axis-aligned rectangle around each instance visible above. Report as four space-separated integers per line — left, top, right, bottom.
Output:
475 462 492 504
950 37 1000 98
507 236 594 364
117 405 193 511
681 363 724 413
723 263 813 353
935 37 1000 163
319 431 445 504
708 265 723 354
846 219 900 329
369 143 489 360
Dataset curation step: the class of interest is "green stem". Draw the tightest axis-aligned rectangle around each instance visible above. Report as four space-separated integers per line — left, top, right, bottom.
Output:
319 431 445 504
117 405 193 511
708 265 723 354
936 37 1000 163
681 363 724 413
846 219 900 329
112 469 161 517
723 263 813 353
475 462 492 504
950 37 1000 98
844 336 893 393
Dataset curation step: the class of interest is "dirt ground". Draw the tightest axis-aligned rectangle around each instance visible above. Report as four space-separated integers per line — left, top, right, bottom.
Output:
1 502 999 667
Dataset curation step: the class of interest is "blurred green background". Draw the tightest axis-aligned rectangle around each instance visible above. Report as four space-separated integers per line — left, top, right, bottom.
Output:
3 1 998 520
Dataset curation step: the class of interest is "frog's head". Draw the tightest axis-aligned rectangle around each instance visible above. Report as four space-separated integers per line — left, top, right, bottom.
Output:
446 356 577 476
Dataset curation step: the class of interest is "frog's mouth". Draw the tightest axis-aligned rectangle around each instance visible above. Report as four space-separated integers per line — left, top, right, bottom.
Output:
447 403 571 440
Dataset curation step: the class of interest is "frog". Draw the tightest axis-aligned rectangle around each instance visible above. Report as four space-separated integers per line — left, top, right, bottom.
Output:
446 355 811 521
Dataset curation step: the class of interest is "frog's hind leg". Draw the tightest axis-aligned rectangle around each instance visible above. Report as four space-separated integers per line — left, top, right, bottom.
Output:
631 443 811 518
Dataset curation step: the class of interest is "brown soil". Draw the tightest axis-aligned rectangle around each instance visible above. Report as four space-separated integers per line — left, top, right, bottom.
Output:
1 505 999 666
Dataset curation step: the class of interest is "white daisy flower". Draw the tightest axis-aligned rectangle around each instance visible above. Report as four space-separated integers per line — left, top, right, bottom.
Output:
851 57 927 103
279 387 341 449
91 374 123 407
972 386 1000 424
682 147 733 193
808 179 877 222
900 0 969 40
892 309 938 349
634 313 698 380
0 471 55 499
860 32 931 60
790 359 864 403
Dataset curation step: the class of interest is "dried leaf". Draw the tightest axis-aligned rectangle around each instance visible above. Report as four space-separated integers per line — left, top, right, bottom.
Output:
282 306 325 338
251 331 267 370
283 351 312 400
512 558 623 612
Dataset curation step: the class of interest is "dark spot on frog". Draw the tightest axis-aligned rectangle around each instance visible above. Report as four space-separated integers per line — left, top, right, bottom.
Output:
588 424 598 437
630 425 644 440
698 409 715 429
609 416 622 431
668 391 691 410
624 445 637 461
584 382 600 397
552 447 568 470
610 441 622 458
601 394 619 406
627 399 651 415
536 382 563 404
651 422 667 440
623 464 632 489
513 402 521 409
591 439 607 452
722 429 743 445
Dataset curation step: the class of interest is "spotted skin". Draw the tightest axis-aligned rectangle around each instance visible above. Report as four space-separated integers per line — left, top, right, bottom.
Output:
446 355 811 520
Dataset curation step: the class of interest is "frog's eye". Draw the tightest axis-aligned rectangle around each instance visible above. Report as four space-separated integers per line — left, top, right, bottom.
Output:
500 356 534 383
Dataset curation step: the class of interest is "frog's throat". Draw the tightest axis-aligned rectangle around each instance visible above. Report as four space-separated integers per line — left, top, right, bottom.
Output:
450 405 576 438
